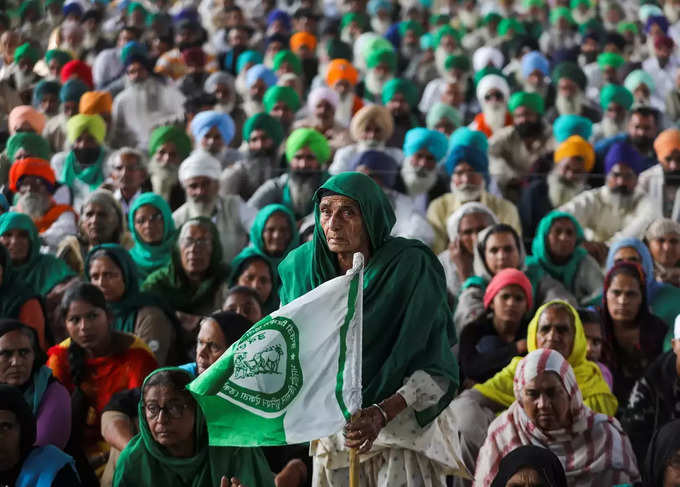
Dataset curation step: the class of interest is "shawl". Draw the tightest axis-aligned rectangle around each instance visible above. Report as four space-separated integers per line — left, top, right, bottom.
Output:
490 445 567 487
475 300 618 416
59 148 105 190
606 237 665 303
85 244 169 334
278 173 458 426
128 193 177 281
142 218 230 314
643 419 680 487
0 245 40 319
526 211 589 292
113 367 274 487
0 212 75 295
475 349 639 487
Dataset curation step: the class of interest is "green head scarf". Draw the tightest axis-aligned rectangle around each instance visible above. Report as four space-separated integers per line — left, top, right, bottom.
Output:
341 12 368 30
0 212 75 295
444 54 471 72
525 211 588 291
434 25 462 46
228 247 278 314
242 113 284 148
248 204 300 269
550 6 575 24
277 173 459 426
6 132 51 162
272 50 302 75
113 367 274 487
398 20 424 37
0 244 39 320
128 193 177 281
597 52 625 70
148 125 192 160
498 18 527 37
381 78 418 107
263 85 301 113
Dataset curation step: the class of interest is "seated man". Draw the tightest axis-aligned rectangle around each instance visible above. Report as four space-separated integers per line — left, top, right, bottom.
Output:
639 128 680 221
102 147 149 217
545 61 601 123
469 74 512 138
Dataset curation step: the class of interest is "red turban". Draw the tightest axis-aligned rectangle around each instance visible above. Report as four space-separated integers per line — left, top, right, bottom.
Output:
9 157 56 192
60 60 94 89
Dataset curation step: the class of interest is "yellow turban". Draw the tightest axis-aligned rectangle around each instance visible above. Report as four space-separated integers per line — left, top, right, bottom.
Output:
79 91 113 115
66 114 107 144
553 135 595 172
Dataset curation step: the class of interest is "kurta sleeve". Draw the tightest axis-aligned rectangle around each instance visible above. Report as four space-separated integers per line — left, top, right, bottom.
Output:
426 195 451 255
396 370 450 412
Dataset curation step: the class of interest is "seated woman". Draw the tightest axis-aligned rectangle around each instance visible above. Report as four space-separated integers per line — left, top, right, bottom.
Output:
229 249 276 314
0 244 47 350
645 218 680 288
526 211 603 306
0 385 81 486
249 204 300 269
579 307 613 389
222 286 264 324
459 268 532 385
113 367 275 487
454 223 572 334
475 349 639 486
489 445 567 487
85 244 177 365
47 283 158 480
601 261 668 403
437 202 497 302
0 319 71 448
128 193 177 281
643 419 680 487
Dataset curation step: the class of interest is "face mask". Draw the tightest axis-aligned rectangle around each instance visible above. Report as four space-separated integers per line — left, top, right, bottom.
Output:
74 146 101 165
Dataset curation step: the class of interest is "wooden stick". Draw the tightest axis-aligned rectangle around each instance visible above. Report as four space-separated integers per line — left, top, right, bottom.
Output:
349 448 359 487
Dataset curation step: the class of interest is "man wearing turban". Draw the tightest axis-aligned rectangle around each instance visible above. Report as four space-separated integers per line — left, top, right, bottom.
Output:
639 128 680 222
591 84 634 144
643 34 679 101
189 110 241 168
293 87 351 154
383 78 422 149
243 64 277 117
539 7 580 53
546 62 601 123
325 59 363 127
10 42 41 103
154 19 219 81
33 80 61 119
470 74 513 138
92 26 141 90
358 47 396 103
263 85 300 135
147 125 192 211
42 78 88 153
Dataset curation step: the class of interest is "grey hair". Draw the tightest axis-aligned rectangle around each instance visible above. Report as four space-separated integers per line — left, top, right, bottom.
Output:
177 220 212 245
105 147 148 177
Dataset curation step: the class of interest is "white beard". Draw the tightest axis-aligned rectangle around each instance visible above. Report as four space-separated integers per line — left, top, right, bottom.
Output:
371 17 392 35
335 93 354 127
601 117 625 138
341 29 359 45
357 140 385 150
452 183 483 202
214 101 235 114
666 3 680 23
400 161 438 196
288 172 324 216
555 93 584 116
186 196 217 217
400 43 421 59
482 101 507 132
264 53 275 69
547 170 586 207
635 94 652 107
435 47 453 77
16 192 50 219
148 156 179 202
126 78 160 112
13 69 34 90
521 80 548 97
458 9 479 30
365 70 391 96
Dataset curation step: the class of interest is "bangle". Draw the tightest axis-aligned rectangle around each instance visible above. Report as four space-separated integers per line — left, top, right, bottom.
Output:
372 403 389 426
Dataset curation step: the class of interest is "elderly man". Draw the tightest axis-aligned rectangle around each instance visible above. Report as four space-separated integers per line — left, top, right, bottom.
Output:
418 54 471 115
242 64 278 117
383 78 421 149
1 130 51 187
518 51 550 98
263 85 300 135
173 151 255 263
643 34 679 101
9 42 41 104
488 92 555 202
539 7 579 53
103 147 148 216
293 87 351 154
221 113 284 200
189 110 240 167
249 128 331 221
92 26 140 89
559 141 656 245
591 84 634 144
43 78 88 153
8 156 77 251
624 69 664 111
325 59 362 127
147 125 192 211
427 133 521 255
358 47 396 103
470 74 512 138
546 61 601 123
278 172 461 486
155 19 219 81
638 128 680 221
33 80 61 119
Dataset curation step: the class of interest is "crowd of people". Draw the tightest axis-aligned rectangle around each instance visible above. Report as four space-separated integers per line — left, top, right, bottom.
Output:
2 0 680 484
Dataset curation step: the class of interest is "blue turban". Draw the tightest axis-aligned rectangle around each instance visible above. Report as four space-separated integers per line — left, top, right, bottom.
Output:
605 237 663 301
445 144 489 181
367 0 393 15
403 128 449 161
521 51 549 79
0 194 8 212
59 79 88 103
553 115 593 142
267 9 291 30
350 150 399 188
62 2 82 16
604 141 645 175
245 64 277 89
645 15 669 34
190 110 235 145
449 127 488 154
173 8 200 24
236 51 263 74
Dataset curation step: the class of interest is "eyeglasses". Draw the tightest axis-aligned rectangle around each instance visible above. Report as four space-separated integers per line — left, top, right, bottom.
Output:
484 92 504 101
180 237 211 249
134 213 163 226
144 402 190 419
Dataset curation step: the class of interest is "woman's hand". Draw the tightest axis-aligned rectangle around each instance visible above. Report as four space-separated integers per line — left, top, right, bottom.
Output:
344 406 386 454
449 238 473 281
220 476 247 487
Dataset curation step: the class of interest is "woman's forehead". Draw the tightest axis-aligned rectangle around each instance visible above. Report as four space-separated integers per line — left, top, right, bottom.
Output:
319 194 360 209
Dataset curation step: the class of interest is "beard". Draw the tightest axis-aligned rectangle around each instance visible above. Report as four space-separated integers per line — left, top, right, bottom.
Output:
334 92 354 127
435 47 453 77
521 79 547 97
602 185 636 210
214 100 235 114
555 92 584 116
516 120 542 138
400 161 438 196
289 170 323 216
601 117 625 138
452 183 483 202
482 101 507 132
186 195 217 217
16 192 51 219
340 29 359 45
365 70 391 96
547 170 586 207
458 9 480 30
357 139 384 150
400 43 421 59
371 17 392 35
13 69 34 91
631 135 655 154
572 8 595 25
148 156 179 201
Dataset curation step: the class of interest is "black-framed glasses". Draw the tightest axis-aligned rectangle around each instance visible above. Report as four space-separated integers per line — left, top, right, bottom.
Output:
143 402 190 419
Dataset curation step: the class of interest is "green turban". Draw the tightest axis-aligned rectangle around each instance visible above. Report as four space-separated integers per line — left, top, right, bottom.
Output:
434 25 462 46
426 103 462 130
429 14 450 25
381 78 418 108
13 43 40 66
599 83 633 111
482 12 503 25
326 39 352 61
148 125 192 159
624 69 655 93
341 12 368 30
18 0 40 20
578 18 603 34
243 113 284 148
272 50 302 75
399 20 424 37
508 92 545 115
523 0 545 7
33 80 61 103
263 85 301 113
127 1 147 15
59 79 88 103
6 133 51 162
473 66 505 86
617 21 638 34
550 7 575 24
551 61 587 90
66 114 107 144
366 47 397 71
444 54 471 72
498 18 527 36
285 128 331 165
597 52 625 70
45 49 72 66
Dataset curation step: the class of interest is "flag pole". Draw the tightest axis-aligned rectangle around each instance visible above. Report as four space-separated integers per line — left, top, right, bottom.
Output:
349 448 359 487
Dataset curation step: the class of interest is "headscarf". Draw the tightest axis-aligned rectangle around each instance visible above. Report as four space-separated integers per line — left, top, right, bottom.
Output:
349 150 399 188
8 106 46 134
520 51 550 79
248 204 299 270
553 115 593 143
553 136 595 172
403 127 448 161
59 60 94 89
272 50 302 75
425 103 462 131
475 300 618 415
32 80 61 105
476 74 510 103
79 91 113 115
445 202 498 244
242 113 284 148
646 218 680 242
285 128 330 165
6 133 51 163
148 126 192 160
349 105 393 142
0 245 40 321
244 64 277 89
263 85 301 112
475 348 638 486
644 419 680 487
365 47 397 71
551 62 587 90
228 247 278 312
66 113 106 144
325 59 358 87
112 367 274 487
604 141 645 175
654 128 680 162
624 69 655 93
605 237 664 302
267 9 291 30
600 84 633 111
128 193 177 281
178 152 221 183
444 55 471 72
483 268 533 310
507 92 544 115
473 47 504 72
381 78 418 107
59 79 88 103
489 446 567 487
190 111 235 146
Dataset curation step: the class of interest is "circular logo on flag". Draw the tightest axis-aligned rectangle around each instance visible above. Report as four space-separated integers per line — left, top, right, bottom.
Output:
221 316 303 416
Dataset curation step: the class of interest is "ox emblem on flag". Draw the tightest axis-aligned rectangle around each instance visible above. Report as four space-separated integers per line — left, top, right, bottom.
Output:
217 316 303 418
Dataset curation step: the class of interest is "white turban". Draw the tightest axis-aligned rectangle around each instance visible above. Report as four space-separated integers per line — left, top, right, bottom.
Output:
476 74 510 103
307 87 339 112
178 151 221 184
473 47 504 72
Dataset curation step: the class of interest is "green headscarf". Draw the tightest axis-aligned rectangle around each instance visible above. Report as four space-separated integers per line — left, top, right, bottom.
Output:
248 204 299 268
600 83 633 111
525 211 588 291
85 243 167 333
365 47 396 71
0 212 75 295
128 193 177 281
398 20 424 37
228 247 278 313
148 126 192 160
341 12 368 30
242 113 283 148
142 218 230 314
113 367 274 487
277 173 459 426
59 149 105 190
6 132 51 162
0 245 40 320
508 91 545 115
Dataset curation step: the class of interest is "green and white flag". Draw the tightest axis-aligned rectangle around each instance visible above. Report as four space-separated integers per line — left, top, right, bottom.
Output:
188 253 364 446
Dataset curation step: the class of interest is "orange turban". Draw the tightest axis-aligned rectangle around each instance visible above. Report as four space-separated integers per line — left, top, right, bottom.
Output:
8 106 46 135
654 128 680 162
290 32 317 53
326 59 358 87
79 91 113 115
553 135 595 172
9 157 56 192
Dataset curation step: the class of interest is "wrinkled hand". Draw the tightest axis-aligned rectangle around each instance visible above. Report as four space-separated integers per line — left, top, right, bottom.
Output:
220 476 247 487
344 407 385 454
449 238 473 281
275 459 307 487
582 241 609 266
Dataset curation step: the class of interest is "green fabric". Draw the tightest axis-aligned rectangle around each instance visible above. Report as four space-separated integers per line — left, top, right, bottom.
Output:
248 204 300 271
142 218 230 314
597 52 625 69
59 149 105 190
473 66 505 86
45 49 72 66
399 20 424 37
434 25 462 45
284 128 331 165
113 367 274 487
85 243 162 333
570 0 591 8
508 91 545 115
272 50 302 75
600 83 633 110
228 246 279 313
126 1 147 15
551 61 587 90
0 245 39 319
242 113 283 148
236 50 263 74
381 78 418 107
128 193 177 281
13 42 40 65
325 39 352 61
365 47 396 71
578 18 603 34
550 6 575 24
525 211 588 293
277 173 459 426
18 0 40 20
341 12 368 30
498 18 527 36
33 80 61 103
0 212 75 295
59 79 88 103
263 85 301 113
6 133 51 162
23 366 52 415
444 54 471 72
148 126 192 160
482 12 502 25
281 172 330 219
617 21 638 34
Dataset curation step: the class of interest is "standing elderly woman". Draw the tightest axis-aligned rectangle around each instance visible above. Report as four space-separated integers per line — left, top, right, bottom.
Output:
645 218 680 287
475 349 639 487
147 125 193 211
526 211 604 306
278 173 463 486
293 87 351 154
